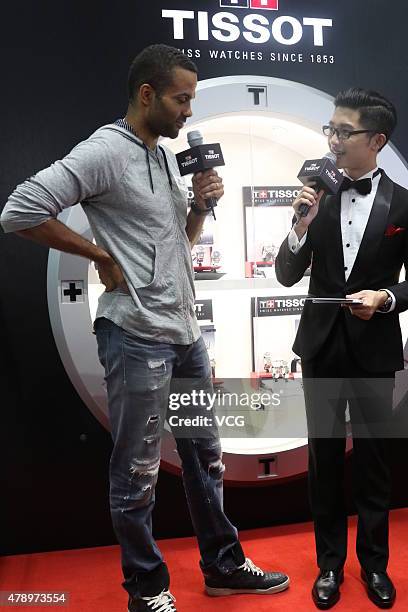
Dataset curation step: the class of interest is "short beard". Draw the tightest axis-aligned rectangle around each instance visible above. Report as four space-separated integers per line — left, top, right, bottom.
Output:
147 99 178 139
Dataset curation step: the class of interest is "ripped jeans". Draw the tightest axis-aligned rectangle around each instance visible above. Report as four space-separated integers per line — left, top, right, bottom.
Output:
95 318 244 598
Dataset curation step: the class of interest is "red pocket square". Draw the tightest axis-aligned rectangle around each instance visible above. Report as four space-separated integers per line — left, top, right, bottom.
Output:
385 224 406 237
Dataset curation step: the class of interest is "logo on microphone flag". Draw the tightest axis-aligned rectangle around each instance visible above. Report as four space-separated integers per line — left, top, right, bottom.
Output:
219 0 279 8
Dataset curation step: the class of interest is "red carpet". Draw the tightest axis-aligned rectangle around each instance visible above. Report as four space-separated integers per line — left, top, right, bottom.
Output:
1 509 407 611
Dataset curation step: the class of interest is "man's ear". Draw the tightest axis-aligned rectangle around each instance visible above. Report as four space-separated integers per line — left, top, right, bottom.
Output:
139 83 155 108
372 132 387 152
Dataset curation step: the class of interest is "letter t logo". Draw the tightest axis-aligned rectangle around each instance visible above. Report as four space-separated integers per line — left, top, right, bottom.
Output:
250 0 279 10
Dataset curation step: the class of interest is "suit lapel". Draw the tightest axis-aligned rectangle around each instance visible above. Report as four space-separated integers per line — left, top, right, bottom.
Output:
346 171 394 289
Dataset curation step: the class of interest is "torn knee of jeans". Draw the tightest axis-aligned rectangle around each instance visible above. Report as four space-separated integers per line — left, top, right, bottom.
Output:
121 481 155 511
124 459 160 510
146 360 167 391
143 435 159 446
146 414 160 436
208 458 226 478
148 359 166 371
203 440 225 477
196 441 225 477
129 457 160 478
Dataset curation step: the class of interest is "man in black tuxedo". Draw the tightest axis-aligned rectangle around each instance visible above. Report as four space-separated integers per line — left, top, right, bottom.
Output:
276 88 407 609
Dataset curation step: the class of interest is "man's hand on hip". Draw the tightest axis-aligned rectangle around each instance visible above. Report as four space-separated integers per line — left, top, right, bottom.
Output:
96 254 129 293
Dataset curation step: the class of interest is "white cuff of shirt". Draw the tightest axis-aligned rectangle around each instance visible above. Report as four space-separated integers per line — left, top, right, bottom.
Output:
377 289 396 313
288 227 308 254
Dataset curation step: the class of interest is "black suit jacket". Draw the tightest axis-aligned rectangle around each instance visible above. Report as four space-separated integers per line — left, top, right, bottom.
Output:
275 171 408 372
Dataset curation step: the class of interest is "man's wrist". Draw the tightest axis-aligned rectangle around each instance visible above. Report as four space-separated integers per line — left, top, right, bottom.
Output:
294 220 308 240
94 249 114 266
377 290 392 311
192 192 207 208
190 202 211 216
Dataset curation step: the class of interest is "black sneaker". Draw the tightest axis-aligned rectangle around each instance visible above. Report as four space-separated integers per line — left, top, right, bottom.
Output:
204 557 290 596
128 590 177 611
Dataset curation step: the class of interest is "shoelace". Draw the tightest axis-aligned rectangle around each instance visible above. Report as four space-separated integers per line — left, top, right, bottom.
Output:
142 590 176 612
239 558 264 576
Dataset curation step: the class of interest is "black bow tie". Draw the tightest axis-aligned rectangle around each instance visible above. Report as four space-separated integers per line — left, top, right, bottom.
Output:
340 176 373 196
340 169 381 196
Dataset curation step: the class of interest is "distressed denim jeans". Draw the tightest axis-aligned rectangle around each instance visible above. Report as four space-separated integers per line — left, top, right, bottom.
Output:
95 318 244 598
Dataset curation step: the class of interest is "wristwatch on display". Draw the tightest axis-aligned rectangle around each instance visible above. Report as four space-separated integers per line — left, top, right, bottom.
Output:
195 245 205 266
211 249 221 266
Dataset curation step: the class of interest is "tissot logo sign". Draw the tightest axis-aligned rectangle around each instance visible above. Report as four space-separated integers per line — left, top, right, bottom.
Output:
162 1 333 49
220 0 279 9
243 186 301 206
255 295 307 316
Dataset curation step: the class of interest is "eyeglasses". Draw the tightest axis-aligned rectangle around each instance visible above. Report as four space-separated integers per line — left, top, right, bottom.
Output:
322 125 374 140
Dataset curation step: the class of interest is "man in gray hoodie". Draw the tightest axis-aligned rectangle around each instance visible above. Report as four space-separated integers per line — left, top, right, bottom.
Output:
1 45 289 611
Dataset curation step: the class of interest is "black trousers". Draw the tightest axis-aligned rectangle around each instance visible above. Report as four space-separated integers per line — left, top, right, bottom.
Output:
302 311 394 572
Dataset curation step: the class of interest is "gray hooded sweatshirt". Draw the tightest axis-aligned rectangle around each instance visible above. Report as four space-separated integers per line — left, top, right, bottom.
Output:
1 123 200 345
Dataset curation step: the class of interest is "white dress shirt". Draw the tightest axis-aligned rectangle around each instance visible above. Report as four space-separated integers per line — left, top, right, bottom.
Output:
287 167 395 312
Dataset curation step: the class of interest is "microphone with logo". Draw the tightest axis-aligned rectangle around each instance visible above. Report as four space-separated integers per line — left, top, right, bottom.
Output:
296 152 344 217
176 131 225 220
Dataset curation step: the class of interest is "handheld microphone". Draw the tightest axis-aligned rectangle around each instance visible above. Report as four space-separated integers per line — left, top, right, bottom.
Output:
176 130 225 220
297 152 344 217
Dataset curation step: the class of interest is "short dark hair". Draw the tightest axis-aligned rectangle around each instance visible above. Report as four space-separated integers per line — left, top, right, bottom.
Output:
128 44 198 101
334 87 397 145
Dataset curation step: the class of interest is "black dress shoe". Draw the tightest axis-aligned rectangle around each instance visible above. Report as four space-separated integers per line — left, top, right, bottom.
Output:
361 570 396 608
312 569 344 609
